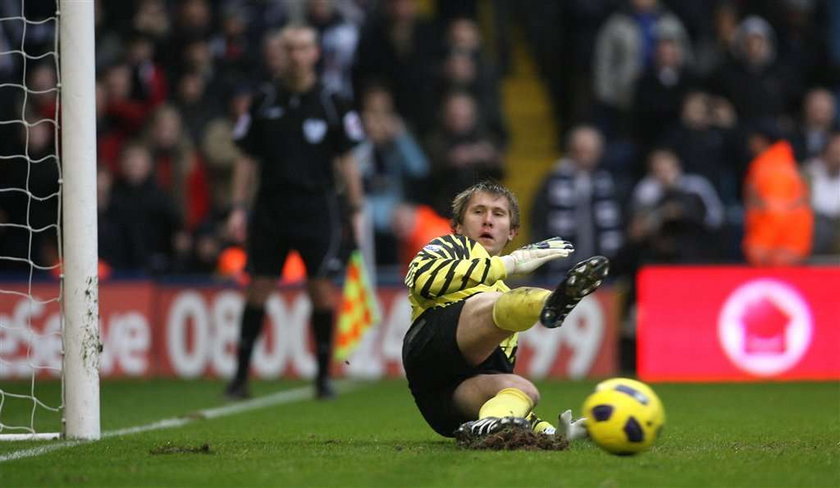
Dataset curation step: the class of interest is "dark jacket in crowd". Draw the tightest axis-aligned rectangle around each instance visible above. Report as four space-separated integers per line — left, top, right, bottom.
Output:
101 177 182 274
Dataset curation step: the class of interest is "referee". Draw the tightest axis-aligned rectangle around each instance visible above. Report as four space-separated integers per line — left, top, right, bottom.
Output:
224 25 365 400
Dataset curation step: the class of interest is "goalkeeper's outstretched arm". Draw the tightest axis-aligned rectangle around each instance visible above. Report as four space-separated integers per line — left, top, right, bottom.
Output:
406 236 574 299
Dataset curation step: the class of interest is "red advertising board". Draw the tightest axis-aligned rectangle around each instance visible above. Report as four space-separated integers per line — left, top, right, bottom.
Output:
1 281 619 380
151 285 411 379
146 284 617 380
0 282 155 378
637 266 840 382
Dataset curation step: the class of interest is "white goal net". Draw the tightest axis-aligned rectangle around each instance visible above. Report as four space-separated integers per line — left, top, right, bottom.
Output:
0 0 99 441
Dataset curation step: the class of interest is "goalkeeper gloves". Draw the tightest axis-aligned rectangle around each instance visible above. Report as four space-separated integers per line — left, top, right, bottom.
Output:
500 237 574 276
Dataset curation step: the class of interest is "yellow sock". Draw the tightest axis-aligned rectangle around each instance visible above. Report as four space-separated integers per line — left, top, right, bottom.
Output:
526 412 557 435
491 287 551 332
478 388 534 419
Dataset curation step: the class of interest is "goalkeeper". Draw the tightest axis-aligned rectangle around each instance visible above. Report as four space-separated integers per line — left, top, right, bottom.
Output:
402 181 608 442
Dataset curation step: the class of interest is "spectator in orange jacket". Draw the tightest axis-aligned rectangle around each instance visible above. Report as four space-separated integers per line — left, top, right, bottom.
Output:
743 123 813 265
392 203 452 270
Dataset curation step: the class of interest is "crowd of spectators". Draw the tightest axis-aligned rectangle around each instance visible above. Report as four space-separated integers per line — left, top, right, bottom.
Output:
0 0 837 282
529 0 839 277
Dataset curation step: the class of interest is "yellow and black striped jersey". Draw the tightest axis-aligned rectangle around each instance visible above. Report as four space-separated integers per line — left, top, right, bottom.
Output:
404 234 518 360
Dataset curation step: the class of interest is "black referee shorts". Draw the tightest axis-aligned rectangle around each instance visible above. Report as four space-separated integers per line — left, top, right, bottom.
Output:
402 300 515 437
247 192 343 278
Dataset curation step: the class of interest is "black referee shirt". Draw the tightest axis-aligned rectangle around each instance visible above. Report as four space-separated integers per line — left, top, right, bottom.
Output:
234 81 365 194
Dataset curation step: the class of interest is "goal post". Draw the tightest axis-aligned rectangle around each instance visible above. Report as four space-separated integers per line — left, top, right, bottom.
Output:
58 0 100 440
0 0 99 442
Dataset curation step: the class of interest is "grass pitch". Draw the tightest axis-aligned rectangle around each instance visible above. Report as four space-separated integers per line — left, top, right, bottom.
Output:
0 379 838 487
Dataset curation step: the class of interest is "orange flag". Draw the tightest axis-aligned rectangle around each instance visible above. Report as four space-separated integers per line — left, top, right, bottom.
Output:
335 250 380 360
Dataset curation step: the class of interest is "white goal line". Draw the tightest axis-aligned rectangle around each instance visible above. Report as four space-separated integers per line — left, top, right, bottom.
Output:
0 380 363 464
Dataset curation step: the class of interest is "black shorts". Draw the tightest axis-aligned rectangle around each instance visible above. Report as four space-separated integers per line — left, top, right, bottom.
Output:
402 300 515 437
247 191 343 278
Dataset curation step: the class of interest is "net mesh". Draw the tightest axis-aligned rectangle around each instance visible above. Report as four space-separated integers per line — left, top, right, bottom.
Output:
0 0 63 439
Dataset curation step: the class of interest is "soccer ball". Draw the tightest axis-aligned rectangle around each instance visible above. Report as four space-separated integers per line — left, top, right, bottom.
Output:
595 377 666 427
582 380 665 455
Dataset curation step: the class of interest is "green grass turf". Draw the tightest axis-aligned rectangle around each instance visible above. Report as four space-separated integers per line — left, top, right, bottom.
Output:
0 379 838 487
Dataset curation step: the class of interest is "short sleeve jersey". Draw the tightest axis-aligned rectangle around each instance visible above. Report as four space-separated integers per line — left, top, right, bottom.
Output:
234 81 365 193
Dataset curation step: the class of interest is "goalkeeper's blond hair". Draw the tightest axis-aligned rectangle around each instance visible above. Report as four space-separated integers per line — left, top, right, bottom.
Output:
450 181 521 231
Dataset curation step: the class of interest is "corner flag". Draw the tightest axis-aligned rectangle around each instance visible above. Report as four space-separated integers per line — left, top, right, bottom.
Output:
335 250 380 360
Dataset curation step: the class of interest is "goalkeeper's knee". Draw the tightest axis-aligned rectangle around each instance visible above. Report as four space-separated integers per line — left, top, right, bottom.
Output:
492 287 551 332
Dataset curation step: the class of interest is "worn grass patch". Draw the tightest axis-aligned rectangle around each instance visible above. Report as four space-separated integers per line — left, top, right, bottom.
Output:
456 426 570 451
149 442 212 455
